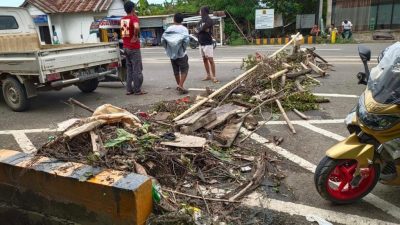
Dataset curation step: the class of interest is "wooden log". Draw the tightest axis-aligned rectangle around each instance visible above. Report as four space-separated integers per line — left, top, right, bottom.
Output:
268 69 289 80
286 69 312 79
300 62 309 70
293 108 310 120
282 63 293 69
306 48 328 63
308 61 326 76
294 76 306 92
275 100 296 134
173 65 259 121
180 112 217 134
314 98 330 103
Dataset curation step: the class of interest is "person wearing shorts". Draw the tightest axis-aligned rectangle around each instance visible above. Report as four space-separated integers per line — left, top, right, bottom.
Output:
196 6 218 83
161 13 190 94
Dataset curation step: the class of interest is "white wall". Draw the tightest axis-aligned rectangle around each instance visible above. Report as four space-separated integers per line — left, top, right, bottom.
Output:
107 0 126 17
57 12 105 44
50 14 65 44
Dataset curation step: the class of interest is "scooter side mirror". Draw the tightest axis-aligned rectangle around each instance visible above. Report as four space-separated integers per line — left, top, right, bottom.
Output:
358 45 371 61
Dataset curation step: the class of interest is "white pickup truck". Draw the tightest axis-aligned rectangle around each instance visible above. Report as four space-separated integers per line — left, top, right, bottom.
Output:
0 7 121 111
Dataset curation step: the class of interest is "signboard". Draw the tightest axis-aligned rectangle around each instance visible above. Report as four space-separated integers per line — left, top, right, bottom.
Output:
32 15 48 24
255 9 274 29
98 18 121 29
296 14 315 29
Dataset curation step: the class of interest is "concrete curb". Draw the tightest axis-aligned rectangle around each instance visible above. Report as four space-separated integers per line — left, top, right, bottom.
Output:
0 149 152 225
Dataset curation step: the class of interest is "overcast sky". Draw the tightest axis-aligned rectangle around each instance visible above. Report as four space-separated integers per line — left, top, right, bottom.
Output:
0 0 166 7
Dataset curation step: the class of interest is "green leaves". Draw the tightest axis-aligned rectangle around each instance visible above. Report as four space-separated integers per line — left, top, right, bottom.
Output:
104 129 137 148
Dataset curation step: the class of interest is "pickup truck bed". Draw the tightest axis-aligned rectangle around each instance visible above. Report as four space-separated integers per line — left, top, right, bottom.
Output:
0 43 120 83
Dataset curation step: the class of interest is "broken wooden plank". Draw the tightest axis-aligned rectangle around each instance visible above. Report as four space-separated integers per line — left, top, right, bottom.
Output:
204 104 246 130
275 99 296 134
161 133 207 148
215 120 244 147
293 108 310 120
175 108 212 126
181 112 217 134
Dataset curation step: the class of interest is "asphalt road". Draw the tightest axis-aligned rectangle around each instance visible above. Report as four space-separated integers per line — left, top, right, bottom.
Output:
1 42 400 224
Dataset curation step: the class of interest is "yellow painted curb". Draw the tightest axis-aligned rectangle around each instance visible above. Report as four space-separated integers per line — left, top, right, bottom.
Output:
0 149 152 225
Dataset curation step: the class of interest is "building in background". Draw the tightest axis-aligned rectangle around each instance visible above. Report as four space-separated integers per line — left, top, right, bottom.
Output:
21 0 126 44
331 0 400 31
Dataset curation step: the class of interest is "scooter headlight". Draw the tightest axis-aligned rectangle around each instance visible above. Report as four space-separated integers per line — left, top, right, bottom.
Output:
357 94 400 130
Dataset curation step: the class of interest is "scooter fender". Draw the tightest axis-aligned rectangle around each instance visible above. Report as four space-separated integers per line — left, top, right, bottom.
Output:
326 133 374 168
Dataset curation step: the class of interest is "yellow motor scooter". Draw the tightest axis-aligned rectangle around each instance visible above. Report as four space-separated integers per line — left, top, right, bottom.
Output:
315 43 400 204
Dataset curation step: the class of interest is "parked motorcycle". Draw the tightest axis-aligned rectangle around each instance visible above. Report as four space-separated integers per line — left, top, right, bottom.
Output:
189 34 217 49
314 42 400 204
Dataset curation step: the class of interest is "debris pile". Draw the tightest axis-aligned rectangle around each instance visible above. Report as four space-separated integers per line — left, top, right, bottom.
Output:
37 33 333 224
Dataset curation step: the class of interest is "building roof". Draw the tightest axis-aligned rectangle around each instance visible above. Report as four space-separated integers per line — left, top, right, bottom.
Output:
21 0 114 14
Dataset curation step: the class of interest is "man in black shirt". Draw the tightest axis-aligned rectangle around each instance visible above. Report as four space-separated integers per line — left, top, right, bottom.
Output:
196 6 218 83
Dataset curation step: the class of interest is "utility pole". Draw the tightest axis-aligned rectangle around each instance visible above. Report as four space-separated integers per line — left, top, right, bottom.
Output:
326 0 332 27
318 0 323 26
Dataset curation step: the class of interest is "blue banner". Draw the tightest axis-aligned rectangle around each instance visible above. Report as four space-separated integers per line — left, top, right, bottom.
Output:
33 15 48 24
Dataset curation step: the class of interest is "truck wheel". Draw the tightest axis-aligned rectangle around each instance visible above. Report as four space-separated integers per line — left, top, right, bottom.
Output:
2 77 30 112
314 156 379 204
77 79 99 93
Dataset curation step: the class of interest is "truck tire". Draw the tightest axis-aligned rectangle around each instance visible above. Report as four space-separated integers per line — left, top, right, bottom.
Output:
2 77 30 112
77 79 99 93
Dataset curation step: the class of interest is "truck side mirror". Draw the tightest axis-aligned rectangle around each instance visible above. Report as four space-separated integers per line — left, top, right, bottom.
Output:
358 45 371 61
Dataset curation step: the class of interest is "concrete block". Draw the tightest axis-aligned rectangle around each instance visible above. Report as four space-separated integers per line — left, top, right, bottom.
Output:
0 149 152 225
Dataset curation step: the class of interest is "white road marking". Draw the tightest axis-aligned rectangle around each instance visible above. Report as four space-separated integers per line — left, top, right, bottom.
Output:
11 132 37 154
297 123 345 141
265 119 344 125
243 126 400 220
241 129 316 173
314 93 359 98
245 192 399 225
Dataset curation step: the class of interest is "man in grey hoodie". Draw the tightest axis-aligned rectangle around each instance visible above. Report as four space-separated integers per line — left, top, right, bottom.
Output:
161 13 190 94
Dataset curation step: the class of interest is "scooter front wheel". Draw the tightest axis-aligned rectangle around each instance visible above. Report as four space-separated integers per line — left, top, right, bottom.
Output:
314 157 379 204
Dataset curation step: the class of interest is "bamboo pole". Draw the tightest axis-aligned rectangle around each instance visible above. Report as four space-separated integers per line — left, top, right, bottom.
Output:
269 32 300 58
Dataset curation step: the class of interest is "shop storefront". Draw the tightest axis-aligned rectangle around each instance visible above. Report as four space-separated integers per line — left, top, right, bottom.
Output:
333 0 400 31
